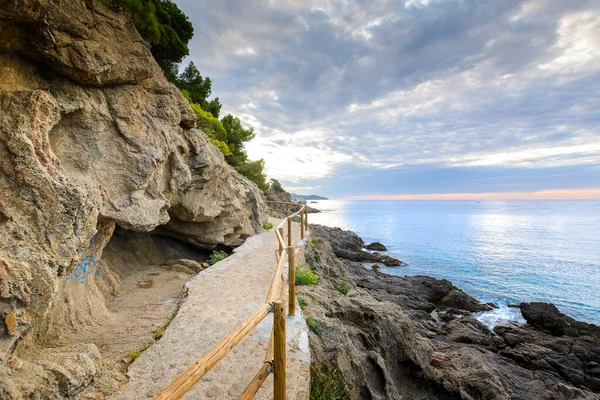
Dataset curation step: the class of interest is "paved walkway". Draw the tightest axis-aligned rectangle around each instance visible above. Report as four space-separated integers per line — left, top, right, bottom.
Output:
111 219 310 400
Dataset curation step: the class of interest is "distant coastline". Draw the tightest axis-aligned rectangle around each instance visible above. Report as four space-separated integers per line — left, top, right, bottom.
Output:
290 193 329 201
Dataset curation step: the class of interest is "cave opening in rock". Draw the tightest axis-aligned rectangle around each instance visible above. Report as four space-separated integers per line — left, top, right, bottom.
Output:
46 224 213 395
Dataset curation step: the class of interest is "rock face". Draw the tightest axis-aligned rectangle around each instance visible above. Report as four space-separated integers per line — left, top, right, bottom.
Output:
311 224 406 266
300 225 600 399
0 0 265 397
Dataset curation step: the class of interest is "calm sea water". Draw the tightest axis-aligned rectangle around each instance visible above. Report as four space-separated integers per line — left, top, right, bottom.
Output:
308 200 600 326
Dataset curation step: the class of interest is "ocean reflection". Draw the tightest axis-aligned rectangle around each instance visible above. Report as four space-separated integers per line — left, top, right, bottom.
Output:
309 200 600 326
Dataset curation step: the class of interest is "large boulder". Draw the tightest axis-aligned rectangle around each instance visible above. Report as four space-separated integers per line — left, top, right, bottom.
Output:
0 0 266 397
519 302 600 337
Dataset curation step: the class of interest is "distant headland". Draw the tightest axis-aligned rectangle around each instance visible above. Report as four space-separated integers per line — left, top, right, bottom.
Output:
290 193 329 201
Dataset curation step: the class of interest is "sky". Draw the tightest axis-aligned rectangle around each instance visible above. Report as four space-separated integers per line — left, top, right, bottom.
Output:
175 0 600 199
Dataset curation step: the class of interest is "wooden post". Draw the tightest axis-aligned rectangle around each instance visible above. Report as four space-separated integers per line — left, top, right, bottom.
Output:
305 205 308 230
300 211 305 239
288 246 296 316
273 301 286 400
285 203 289 216
287 217 292 247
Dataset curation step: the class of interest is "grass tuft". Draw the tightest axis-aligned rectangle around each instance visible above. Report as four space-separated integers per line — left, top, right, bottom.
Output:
153 311 178 341
306 316 323 335
335 281 351 296
153 327 165 340
298 297 308 309
128 343 152 362
310 364 350 400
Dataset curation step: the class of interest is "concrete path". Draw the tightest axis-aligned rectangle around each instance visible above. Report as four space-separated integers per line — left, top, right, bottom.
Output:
111 219 310 400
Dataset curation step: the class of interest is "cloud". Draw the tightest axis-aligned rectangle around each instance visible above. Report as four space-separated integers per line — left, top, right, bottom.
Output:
175 0 600 197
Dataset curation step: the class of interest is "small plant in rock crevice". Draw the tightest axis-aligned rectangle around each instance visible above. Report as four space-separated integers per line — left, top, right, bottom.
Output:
208 250 228 265
306 316 323 335
309 364 350 400
336 281 351 296
296 266 319 286
153 327 165 340
128 343 152 362
298 297 308 309
153 310 178 340
308 237 321 264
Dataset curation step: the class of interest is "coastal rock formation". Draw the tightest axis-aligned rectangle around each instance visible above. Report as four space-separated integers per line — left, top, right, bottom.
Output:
311 224 406 266
300 225 600 399
365 241 387 251
519 301 600 337
0 0 265 397
297 200 322 214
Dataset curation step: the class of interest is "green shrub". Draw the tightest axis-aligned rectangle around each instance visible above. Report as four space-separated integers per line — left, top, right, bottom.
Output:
296 267 319 286
336 281 351 296
128 343 152 361
208 250 228 265
298 297 308 309
263 221 274 230
310 364 349 400
306 316 323 335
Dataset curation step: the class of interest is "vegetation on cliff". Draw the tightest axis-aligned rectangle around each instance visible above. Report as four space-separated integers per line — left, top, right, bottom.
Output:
112 0 269 191
108 0 193 77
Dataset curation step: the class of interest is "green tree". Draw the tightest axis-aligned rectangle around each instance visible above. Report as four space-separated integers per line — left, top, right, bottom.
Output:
111 0 193 80
235 159 269 192
220 114 255 163
270 178 284 193
176 63 222 117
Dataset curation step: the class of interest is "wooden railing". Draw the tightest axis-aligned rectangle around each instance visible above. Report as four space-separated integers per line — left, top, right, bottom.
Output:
155 201 309 400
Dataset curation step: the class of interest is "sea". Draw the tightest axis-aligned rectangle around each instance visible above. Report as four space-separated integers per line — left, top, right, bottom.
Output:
307 200 600 328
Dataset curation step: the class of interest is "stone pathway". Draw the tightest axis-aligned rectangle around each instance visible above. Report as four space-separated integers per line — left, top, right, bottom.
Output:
111 219 310 400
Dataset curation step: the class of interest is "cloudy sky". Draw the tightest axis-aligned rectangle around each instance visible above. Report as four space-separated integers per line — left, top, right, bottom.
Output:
176 0 600 199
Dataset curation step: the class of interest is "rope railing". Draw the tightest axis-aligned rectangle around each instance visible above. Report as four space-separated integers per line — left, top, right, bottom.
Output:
155 200 309 400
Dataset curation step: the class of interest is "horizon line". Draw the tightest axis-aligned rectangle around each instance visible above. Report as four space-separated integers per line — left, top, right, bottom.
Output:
342 189 600 201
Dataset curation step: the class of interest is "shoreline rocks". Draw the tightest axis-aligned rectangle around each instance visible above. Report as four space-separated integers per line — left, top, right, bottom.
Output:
310 224 407 267
300 224 600 399
519 301 600 337
365 241 387 251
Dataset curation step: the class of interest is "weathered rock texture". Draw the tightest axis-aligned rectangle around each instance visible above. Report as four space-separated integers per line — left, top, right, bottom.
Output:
300 226 600 400
0 0 265 397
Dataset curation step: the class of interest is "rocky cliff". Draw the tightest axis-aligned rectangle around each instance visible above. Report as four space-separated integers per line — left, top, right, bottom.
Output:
300 225 600 400
0 0 266 397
